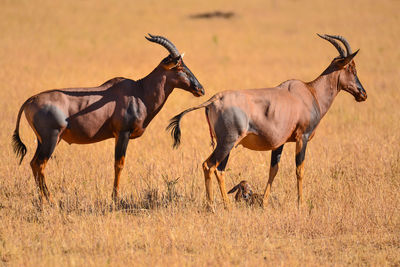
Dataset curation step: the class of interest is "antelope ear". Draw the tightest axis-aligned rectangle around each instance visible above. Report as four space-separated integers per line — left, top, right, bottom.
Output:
337 49 359 68
228 184 239 194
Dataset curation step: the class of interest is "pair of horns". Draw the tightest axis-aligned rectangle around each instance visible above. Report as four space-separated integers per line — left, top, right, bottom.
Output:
318 34 352 58
146 32 353 59
145 33 181 58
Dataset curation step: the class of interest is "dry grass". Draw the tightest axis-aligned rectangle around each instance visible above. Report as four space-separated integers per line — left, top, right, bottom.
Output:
1 0 400 266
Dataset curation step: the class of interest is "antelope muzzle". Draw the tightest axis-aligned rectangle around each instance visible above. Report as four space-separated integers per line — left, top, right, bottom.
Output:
183 62 204 97
355 75 367 102
189 74 204 97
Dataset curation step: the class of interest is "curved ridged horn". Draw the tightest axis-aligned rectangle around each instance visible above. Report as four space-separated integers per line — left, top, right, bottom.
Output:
326 34 352 56
317 33 345 58
145 33 180 58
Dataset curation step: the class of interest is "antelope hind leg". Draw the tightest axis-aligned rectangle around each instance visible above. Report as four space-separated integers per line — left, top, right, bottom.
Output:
214 153 231 210
30 129 59 204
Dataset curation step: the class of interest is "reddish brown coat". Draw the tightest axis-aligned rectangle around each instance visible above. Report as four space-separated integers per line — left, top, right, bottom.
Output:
168 34 367 211
12 35 204 203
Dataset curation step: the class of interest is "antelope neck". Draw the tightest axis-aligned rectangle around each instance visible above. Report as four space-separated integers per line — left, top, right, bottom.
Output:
140 67 175 113
138 67 176 128
308 67 341 118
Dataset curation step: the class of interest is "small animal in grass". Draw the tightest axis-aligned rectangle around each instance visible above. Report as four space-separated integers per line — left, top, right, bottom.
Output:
228 180 263 207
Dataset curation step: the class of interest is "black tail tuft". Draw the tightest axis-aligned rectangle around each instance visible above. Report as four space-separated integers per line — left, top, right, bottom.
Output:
166 112 186 149
12 130 27 165
166 99 214 149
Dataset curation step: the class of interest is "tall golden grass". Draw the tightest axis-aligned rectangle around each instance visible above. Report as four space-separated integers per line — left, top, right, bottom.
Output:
1 0 399 265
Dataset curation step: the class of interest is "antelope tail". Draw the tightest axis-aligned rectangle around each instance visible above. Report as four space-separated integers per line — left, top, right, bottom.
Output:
166 96 217 149
12 99 29 165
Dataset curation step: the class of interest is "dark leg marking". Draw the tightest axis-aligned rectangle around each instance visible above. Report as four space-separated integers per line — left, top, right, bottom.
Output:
112 131 130 201
30 130 60 202
263 144 284 206
217 153 230 171
203 107 246 209
295 135 308 206
203 142 235 210
271 145 284 167
295 139 308 167
30 140 42 193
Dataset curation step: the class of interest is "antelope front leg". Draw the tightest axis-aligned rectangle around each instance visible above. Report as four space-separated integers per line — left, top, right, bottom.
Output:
263 145 284 207
295 136 308 207
112 131 130 202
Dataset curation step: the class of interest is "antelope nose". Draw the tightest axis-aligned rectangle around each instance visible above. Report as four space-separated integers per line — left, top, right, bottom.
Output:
355 76 366 101
198 87 205 96
361 91 367 100
192 86 204 97
357 86 367 101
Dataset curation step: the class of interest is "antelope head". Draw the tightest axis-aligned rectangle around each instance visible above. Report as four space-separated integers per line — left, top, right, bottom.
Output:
228 180 253 201
318 34 367 102
146 34 204 97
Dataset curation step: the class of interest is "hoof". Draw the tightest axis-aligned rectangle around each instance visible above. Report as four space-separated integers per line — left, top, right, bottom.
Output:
223 203 232 211
205 203 216 213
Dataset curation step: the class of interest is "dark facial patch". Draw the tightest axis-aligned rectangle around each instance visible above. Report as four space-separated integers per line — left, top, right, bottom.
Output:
182 62 198 85
339 60 367 102
180 61 204 95
355 75 367 99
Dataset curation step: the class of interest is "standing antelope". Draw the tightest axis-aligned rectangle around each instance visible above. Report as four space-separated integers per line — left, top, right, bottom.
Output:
12 34 204 203
168 34 367 210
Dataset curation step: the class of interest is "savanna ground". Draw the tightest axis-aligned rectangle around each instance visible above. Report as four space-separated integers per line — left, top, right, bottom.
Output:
1 0 399 266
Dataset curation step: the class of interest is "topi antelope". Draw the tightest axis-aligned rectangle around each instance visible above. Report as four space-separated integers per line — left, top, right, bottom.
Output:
228 180 263 207
168 34 367 210
12 34 204 203
228 180 253 201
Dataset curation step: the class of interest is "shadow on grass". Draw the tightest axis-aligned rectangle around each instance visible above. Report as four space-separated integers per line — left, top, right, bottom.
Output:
30 177 281 216
55 176 189 215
